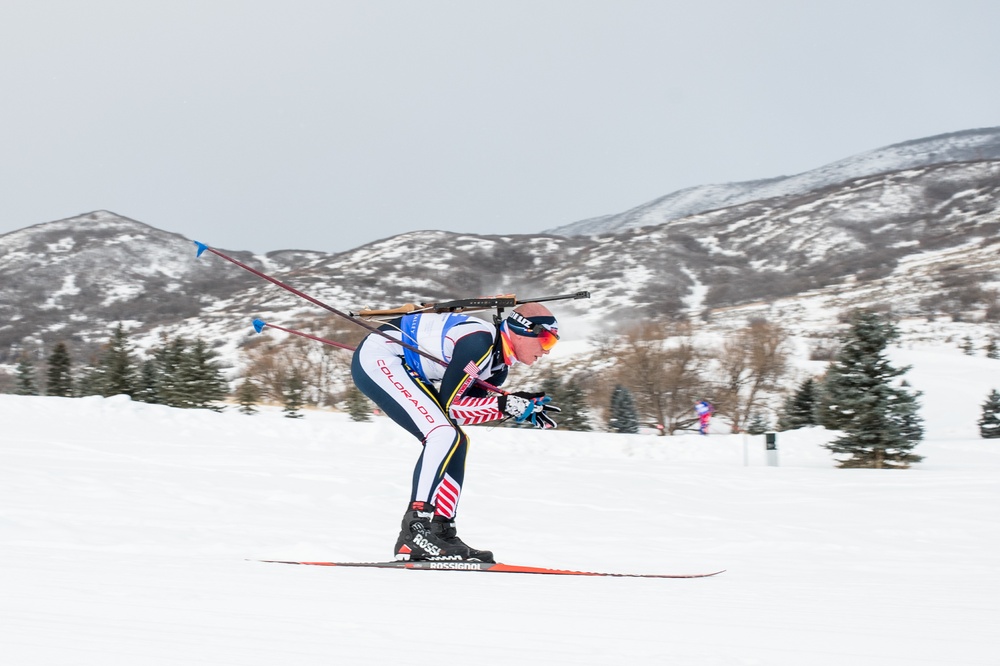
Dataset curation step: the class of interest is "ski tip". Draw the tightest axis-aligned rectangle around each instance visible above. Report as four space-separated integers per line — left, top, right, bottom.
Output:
194 241 209 258
252 318 267 334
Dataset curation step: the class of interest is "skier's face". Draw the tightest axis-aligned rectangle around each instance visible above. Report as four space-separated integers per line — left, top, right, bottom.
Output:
510 332 551 366
505 304 558 366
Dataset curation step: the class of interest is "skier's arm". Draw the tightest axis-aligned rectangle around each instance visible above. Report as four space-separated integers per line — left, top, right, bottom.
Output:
450 395 504 425
441 331 505 425
440 331 495 406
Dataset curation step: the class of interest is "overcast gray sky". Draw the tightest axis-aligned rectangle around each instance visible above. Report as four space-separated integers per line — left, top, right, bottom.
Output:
1 1 998 254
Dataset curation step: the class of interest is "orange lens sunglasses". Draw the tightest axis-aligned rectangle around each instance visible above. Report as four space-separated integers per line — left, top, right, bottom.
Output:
535 326 560 351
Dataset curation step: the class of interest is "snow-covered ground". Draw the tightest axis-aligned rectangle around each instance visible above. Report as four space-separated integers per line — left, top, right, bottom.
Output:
2 347 999 665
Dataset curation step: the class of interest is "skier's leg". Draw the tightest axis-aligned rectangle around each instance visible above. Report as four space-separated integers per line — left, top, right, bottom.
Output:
351 335 468 507
428 442 493 563
351 335 474 560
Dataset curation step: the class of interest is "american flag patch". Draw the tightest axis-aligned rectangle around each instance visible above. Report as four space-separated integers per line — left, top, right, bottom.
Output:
464 361 480 378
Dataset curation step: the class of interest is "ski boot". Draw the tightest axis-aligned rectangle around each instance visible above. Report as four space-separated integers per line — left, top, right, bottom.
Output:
394 502 470 561
432 515 495 563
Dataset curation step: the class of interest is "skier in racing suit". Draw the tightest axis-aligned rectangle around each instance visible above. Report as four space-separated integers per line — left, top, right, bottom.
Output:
351 302 561 562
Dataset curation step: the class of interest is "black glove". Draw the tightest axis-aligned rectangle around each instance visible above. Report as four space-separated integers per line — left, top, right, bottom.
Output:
499 391 561 429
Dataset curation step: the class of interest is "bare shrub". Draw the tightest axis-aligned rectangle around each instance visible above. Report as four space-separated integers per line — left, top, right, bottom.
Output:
607 321 711 434
713 320 792 433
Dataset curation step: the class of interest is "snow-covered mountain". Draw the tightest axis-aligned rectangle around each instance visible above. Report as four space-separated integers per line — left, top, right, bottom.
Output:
547 126 1000 237
1 130 998 381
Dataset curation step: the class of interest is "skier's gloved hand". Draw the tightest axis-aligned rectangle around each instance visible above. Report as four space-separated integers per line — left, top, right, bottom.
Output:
499 392 561 429
499 391 543 421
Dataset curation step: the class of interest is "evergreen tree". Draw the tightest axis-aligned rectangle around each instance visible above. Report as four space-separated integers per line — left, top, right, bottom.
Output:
777 377 820 430
608 385 639 434
180 338 228 410
282 370 305 418
98 323 138 397
986 337 999 360
557 379 592 432
979 389 1000 439
746 411 771 435
45 342 73 397
152 337 188 407
75 362 102 397
960 335 975 356
236 378 260 415
172 339 201 408
15 354 38 395
134 359 159 403
344 384 372 422
820 310 924 468
142 336 228 410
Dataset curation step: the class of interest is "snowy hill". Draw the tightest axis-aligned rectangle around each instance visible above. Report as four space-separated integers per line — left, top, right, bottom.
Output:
2 344 999 665
547 125 1000 236
1 128 998 391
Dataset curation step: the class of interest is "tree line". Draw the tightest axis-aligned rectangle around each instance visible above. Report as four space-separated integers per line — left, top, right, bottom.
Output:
596 310 998 468
10 322 342 419
12 323 229 411
7 312 999 468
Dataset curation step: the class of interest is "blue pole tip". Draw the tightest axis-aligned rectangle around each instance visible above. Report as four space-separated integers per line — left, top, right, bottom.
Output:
252 319 267 334
194 241 209 258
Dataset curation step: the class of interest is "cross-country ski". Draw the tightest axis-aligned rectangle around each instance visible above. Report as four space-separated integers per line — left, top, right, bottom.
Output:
258 559 726 579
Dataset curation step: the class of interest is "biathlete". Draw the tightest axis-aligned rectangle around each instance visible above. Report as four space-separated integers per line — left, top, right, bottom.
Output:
351 302 562 562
